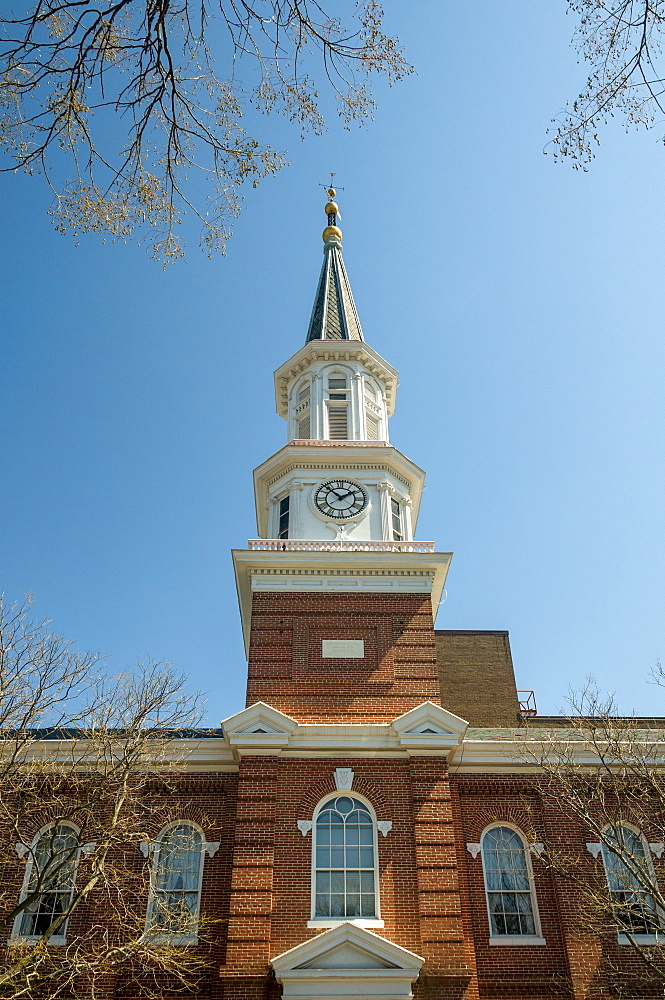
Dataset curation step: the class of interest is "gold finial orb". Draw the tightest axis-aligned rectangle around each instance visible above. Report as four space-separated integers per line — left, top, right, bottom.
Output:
322 225 343 242
324 201 339 216
327 187 336 198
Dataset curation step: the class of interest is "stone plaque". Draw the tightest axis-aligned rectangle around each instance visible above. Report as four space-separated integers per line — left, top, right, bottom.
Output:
322 639 365 658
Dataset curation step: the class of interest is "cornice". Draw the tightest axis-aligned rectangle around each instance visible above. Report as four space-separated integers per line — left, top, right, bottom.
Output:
232 549 452 655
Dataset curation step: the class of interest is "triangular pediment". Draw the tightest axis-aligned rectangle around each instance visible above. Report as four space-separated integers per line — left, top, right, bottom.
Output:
297 941 398 970
392 702 468 753
272 921 423 978
222 702 298 745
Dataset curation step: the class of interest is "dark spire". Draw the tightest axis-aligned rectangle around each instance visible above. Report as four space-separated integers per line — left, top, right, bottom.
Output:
306 187 364 343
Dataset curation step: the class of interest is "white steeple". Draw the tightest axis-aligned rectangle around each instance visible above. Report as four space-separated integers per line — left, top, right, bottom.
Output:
232 190 452 655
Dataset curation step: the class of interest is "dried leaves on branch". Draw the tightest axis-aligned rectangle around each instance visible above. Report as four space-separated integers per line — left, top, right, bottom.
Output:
528 676 665 989
552 1 665 166
0 1 410 260
0 597 212 998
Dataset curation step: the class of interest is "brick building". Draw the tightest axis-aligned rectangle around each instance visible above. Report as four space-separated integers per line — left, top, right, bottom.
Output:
10 194 664 999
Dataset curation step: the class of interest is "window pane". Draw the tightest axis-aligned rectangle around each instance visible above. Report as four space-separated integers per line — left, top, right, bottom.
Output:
150 824 203 936
18 825 79 938
483 827 536 936
601 826 660 932
314 797 377 920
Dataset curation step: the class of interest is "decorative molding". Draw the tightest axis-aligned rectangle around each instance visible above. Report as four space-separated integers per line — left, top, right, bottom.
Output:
377 820 393 837
650 842 665 858
467 842 482 858
586 842 602 859
297 820 313 836
81 842 97 857
204 841 220 858
14 843 29 859
139 841 153 858
334 767 355 790
529 842 545 857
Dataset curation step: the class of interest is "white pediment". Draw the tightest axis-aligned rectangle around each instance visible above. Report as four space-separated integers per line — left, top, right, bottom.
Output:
297 941 398 970
221 702 297 749
272 922 423 999
391 702 468 755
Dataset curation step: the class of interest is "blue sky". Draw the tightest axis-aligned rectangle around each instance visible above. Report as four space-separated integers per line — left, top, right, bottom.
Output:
1 1 664 723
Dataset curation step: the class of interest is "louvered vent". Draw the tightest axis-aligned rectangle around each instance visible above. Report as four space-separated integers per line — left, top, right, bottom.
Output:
298 413 311 439
366 413 379 440
328 406 348 440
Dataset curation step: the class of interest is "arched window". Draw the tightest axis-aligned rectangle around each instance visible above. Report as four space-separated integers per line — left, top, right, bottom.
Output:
481 825 540 937
600 825 661 935
146 822 205 942
313 795 378 921
13 822 80 942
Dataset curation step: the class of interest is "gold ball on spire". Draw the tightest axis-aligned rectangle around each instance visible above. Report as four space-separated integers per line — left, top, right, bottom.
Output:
324 201 339 216
327 187 336 198
322 225 342 242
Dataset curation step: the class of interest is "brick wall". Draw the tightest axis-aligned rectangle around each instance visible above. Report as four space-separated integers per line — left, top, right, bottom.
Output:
221 755 474 1000
435 631 520 726
245 591 441 723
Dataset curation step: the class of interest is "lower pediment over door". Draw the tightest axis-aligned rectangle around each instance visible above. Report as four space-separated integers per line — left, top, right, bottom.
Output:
271 921 423 999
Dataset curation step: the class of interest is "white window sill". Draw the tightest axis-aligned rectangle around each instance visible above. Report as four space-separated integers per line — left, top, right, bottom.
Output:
489 936 546 946
307 918 384 929
146 934 198 946
617 933 663 946
9 936 67 946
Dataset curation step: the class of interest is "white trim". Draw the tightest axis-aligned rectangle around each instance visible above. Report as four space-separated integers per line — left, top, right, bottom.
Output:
489 935 547 946
617 932 664 945
334 767 355 789
306 917 384 929
479 822 543 942
271 921 423 1000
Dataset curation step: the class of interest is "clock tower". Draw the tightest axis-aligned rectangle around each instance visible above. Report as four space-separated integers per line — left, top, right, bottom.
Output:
232 191 452 722
223 194 473 1000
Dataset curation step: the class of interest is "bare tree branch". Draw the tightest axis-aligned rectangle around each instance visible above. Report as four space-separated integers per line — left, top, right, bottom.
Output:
0 1 411 261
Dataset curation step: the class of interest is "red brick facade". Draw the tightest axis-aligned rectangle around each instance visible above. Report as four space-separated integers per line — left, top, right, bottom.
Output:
11 590 660 999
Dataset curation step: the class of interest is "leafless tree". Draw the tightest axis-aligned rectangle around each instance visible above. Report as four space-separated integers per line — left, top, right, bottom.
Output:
526 674 665 993
0 596 214 998
0 1 410 261
552 1 665 167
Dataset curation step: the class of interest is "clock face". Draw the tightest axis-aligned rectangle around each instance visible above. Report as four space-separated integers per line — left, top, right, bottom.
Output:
313 479 369 520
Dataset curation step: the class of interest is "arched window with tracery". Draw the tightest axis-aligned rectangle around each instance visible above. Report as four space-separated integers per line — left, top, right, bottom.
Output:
313 794 378 921
481 825 541 938
600 824 661 935
13 822 80 942
146 822 205 942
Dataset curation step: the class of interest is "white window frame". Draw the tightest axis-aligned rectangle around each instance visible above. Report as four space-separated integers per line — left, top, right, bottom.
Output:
599 822 664 945
144 820 207 945
480 822 545 945
308 791 383 930
11 821 82 946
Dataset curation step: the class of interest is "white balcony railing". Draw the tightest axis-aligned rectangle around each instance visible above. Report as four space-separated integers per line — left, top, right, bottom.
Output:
247 539 435 553
287 439 390 447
